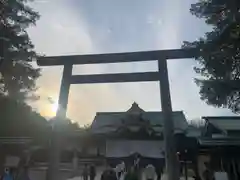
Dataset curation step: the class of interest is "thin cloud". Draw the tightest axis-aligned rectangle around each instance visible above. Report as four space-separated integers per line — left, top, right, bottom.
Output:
28 0 234 125
28 0 128 124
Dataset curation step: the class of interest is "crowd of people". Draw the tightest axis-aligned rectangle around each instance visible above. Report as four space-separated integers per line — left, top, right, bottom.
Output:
100 161 157 180
1 161 157 180
0 166 30 180
82 165 96 180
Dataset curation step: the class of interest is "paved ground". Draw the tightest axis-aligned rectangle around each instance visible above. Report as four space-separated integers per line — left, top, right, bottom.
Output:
29 166 195 180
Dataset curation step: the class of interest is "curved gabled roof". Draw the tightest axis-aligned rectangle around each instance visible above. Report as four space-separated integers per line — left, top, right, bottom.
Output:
90 103 188 134
203 116 240 131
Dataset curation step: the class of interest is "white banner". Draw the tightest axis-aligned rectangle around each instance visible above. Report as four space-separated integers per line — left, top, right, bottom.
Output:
106 140 164 158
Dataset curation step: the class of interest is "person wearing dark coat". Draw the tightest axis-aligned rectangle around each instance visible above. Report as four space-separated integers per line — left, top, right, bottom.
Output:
16 166 30 180
101 165 117 180
89 165 96 180
124 167 138 180
83 164 88 180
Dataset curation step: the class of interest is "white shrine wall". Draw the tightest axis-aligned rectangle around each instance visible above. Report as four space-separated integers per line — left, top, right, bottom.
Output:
106 140 164 158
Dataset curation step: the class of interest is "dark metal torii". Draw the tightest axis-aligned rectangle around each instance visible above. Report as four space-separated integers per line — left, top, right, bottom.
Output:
37 48 198 180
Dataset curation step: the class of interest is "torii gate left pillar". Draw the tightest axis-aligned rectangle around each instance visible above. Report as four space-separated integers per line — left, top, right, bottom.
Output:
45 64 72 180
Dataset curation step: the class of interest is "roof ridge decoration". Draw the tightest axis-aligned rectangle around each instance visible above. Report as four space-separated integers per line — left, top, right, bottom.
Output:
124 102 146 125
127 102 145 114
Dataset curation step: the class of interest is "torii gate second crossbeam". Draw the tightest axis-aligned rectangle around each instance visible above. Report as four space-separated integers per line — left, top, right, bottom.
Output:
37 48 198 180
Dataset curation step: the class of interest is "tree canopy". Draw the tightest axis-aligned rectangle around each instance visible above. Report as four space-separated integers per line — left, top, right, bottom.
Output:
48 117 80 132
0 94 49 139
0 1 84 144
0 94 83 142
0 0 40 101
183 0 240 113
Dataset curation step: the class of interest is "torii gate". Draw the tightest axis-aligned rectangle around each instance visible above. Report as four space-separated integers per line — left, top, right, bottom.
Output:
37 48 198 180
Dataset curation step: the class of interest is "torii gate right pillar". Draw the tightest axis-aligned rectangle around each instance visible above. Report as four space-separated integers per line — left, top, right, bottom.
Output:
159 58 179 180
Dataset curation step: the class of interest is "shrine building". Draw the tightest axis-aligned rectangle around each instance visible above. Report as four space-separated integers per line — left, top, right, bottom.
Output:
1 103 240 180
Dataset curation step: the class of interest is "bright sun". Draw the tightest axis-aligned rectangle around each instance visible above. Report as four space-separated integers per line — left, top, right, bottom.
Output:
51 102 59 115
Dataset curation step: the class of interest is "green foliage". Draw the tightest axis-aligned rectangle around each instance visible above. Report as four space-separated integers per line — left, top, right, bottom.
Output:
183 0 240 112
0 94 82 145
48 117 80 132
0 0 40 101
0 95 49 138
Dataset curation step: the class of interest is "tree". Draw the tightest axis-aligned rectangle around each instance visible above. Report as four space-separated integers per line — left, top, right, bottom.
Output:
48 117 80 132
0 94 49 139
0 0 40 101
183 0 240 112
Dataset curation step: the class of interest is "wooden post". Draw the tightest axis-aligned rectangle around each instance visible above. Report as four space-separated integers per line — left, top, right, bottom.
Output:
0 144 4 176
57 64 73 118
184 158 188 180
72 148 78 176
158 58 179 180
47 64 72 180
193 151 200 180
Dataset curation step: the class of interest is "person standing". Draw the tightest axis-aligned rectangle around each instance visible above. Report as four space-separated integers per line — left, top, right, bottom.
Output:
124 167 138 180
16 166 30 180
101 164 117 180
2 168 13 180
115 161 125 180
89 165 96 180
143 164 156 180
83 164 88 180
203 163 215 180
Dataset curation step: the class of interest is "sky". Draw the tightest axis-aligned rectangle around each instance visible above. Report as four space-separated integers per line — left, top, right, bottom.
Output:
27 0 234 125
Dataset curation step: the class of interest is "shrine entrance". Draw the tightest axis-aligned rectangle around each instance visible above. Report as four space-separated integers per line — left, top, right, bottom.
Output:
37 48 198 180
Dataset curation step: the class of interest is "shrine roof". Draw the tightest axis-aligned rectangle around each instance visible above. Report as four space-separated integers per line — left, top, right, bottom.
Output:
199 137 240 146
203 116 240 131
90 103 188 134
185 125 202 137
0 137 32 144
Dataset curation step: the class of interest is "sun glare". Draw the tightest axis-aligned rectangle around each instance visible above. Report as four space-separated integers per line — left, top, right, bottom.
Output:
51 102 59 115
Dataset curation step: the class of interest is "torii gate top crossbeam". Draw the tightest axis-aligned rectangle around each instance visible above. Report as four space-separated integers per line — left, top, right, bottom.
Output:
37 48 198 66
